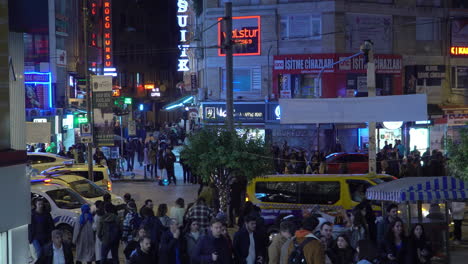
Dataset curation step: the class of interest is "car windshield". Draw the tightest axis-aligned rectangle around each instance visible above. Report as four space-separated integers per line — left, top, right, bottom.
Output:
68 179 106 198
46 188 85 209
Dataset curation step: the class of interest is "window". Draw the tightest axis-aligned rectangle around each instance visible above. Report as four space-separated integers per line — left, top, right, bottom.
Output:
28 155 56 164
255 182 298 203
346 180 372 202
222 67 261 92
452 66 468 89
46 189 85 210
69 180 106 199
280 15 321 40
416 17 440 41
300 181 340 204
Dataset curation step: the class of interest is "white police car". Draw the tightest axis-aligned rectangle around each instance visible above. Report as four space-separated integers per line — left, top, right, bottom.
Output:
31 181 86 243
27 152 74 172
31 174 124 206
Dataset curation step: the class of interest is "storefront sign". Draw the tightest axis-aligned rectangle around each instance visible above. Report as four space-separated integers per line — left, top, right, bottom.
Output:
103 0 113 67
447 114 468 126
25 73 50 82
90 0 98 47
266 103 281 122
177 0 190 71
203 103 265 123
451 46 468 56
218 16 261 56
404 65 445 104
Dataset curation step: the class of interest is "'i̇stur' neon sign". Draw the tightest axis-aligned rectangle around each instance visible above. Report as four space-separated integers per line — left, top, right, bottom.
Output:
177 0 190 72
103 0 113 67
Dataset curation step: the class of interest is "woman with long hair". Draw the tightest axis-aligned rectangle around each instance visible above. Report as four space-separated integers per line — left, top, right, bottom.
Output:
380 219 409 264
157 203 171 227
170 198 186 226
326 234 355 264
407 224 432 264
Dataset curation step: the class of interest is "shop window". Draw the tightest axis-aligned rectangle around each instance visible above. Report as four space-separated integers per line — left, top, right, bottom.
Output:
255 182 298 203
222 67 261 93
280 15 321 40
299 181 340 204
416 17 440 41
452 66 468 89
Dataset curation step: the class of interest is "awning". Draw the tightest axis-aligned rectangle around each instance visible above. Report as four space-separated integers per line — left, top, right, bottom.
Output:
366 176 468 203
162 96 194 111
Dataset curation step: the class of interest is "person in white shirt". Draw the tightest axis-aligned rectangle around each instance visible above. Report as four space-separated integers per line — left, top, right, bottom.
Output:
233 214 266 264
451 201 466 244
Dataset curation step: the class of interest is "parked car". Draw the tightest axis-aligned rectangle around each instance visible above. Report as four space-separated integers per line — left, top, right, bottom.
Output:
41 164 113 191
325 152 368 174
31 182 86 243
27 152 74 173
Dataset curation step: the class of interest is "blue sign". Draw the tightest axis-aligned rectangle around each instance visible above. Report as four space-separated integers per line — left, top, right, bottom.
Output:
266 103 281 122
203 103 265 123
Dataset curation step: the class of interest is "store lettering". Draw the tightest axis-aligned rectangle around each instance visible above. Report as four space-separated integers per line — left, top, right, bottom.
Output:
103 0 112 67
351 57 401 71
177 0 190 72
451 46 468 55
284 58 334 70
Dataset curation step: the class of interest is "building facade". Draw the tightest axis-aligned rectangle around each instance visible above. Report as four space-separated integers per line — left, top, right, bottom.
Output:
195 0 468 154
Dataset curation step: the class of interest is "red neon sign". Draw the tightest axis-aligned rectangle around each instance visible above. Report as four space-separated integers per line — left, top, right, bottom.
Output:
218 16 261 56
89 0 98 47
451 46 468 56
103 0 113 67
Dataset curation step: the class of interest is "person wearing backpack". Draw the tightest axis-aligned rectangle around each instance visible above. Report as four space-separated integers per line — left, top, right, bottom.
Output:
97 203 121 264
122 201 141 244
287 215 325 264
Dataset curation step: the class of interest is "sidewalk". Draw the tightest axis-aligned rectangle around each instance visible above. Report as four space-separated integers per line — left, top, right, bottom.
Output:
112 146 189 183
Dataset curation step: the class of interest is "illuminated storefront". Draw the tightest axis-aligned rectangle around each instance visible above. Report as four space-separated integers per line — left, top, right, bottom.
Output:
24 72 53 109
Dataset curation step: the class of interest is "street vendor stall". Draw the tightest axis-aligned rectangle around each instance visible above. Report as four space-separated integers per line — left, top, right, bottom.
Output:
366 176 468 264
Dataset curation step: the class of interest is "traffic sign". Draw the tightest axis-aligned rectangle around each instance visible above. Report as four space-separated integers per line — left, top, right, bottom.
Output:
81 136 93 143
80 123 91 136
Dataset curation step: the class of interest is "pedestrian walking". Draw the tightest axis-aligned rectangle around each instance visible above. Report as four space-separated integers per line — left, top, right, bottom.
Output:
159 218 184 264
126 138 135 172
192 218 233 264
136 138 145 168
233 214 266 264
158 146 167 185
184 219 202 263
407 224 432 264
97 203 121 264
180 150 192 184
170 198 186 226
287 216 325 264
128 236 158 264
147 144 157 180
157 203 171 227
165 147 177 185
73 204 95 264
122 201 141 244
379 219 409 264
269 220 296 264
451 201 466 244
186 197 214 232
37 229 74 264
29 198 55 260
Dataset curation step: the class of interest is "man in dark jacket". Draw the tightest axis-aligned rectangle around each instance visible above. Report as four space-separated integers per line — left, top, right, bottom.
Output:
140 207 166 252
159 219 184 264
129 236 158 264
38 229 74 264
164 147 177 185
126 138 136 171
233 214 266 264
97 203 121 264
29 198 55 259
192 218 232 264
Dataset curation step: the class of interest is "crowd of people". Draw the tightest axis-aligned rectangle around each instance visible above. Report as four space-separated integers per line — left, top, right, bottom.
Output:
30 186 464 264
271 141 328 175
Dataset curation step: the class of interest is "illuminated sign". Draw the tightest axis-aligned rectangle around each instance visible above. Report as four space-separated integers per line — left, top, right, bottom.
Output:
77 116 88 124
451 46 468 56
112 89 121 97
103 0 113 67
90 0 98 47
33 118 47 123
383 121 403 130
144 84 155 90
124 97 132 104
203 103 265 123
218 16 261 56
177 0 190 71
25 72 53 109
151 88 161 97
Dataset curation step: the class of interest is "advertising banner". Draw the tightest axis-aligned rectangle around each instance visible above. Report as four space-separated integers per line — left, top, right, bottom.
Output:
404 65 445 104
345 13 393 53
218 16 261 56
91 75 114 146
202 102 265 123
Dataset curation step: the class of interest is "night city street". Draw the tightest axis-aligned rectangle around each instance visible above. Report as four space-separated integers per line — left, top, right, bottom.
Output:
3 0 468 264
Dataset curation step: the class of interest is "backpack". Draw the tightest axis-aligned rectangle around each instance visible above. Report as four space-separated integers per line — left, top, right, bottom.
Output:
288 237 316 264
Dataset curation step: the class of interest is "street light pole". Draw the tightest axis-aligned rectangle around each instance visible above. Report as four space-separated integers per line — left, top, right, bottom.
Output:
362 40 376 174
83 0 94 181
224 1 234 130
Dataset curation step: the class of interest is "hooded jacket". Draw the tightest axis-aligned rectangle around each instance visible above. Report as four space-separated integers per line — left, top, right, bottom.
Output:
287 230 325 264
97 213 121 245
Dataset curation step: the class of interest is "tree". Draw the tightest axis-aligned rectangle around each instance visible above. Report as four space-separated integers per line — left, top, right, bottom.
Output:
181 127 273 212
446 127 468 181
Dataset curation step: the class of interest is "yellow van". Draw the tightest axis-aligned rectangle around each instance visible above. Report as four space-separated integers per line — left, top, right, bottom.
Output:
246 174 395 225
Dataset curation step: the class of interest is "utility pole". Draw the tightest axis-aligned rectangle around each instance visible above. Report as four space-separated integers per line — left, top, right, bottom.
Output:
224 1 234 130
362 40 376 174
83 0 94 181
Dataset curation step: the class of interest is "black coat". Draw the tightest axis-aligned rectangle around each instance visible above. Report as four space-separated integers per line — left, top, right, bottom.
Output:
407 237 432 264
164 151 176 171
192 233 232 264
28 210 55 245
129 247 158 264
37 242 74 264
379 237 410 264
327 247 355 264
233 227 266 264
159 230 184 264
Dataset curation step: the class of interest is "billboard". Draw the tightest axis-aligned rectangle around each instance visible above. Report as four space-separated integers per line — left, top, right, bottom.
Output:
218 16 261 56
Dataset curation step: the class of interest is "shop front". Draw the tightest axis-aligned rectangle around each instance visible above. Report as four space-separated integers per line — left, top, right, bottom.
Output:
272 53 402 99
200 101 266 140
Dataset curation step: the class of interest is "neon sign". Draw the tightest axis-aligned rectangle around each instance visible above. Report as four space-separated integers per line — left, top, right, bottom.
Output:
218 16 261 56
103 0 113 67
177 0 190 72
451 46 468 56
90 0 98 47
